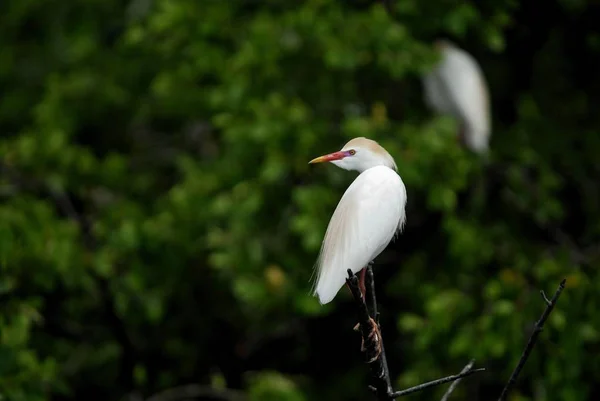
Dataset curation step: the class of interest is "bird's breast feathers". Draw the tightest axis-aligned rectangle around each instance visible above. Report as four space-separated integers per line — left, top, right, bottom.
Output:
312 166 407 304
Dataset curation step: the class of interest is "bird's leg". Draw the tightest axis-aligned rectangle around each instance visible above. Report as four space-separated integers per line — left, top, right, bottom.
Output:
355 317 382 363
358 268 367 299
353 268 368 331
363 317 382 363
352 268 382 362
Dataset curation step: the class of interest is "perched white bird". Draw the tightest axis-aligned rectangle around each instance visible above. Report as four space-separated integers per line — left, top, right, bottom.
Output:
422 39 491 153
308 137 407 305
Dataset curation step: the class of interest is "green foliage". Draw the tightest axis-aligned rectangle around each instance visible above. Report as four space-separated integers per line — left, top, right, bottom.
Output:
1 0 599 400
248 371 306 401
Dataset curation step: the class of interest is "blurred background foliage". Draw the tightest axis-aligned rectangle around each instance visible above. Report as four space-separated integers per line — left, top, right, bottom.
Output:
1 0 599 400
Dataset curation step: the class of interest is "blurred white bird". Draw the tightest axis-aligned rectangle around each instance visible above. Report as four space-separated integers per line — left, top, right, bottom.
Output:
422 39 491 153
308 137 407 306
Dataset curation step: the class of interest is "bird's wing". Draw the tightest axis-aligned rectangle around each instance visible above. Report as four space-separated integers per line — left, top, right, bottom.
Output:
437 48 491 152
422 69 455 115
313 167 406 304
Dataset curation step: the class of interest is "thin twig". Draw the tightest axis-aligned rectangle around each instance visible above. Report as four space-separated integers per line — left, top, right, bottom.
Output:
540 290 551 306
497 279 567 401
440 360 475 401
391 368 486 398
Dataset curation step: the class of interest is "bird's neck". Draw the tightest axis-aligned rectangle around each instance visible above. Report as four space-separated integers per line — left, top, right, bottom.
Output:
355 158 397 173
356 165 396 175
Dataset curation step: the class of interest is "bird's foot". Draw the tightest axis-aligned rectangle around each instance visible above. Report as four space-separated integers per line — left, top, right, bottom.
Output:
354 317 382 363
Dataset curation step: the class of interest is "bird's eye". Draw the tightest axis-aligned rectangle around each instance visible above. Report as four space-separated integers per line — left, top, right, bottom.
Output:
348 149 356 155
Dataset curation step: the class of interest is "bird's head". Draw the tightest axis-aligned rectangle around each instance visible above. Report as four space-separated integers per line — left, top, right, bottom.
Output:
308 137 397 173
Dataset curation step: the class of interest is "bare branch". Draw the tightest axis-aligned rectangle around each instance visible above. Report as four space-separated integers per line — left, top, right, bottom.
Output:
439 360 475 401
346 269 391 400
391 368 485 398
346 269 485 400
365 265 392 391
497 279 567 401
540 290 551 306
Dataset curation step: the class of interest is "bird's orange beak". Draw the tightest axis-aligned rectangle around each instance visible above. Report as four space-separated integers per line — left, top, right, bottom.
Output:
308 151 348 164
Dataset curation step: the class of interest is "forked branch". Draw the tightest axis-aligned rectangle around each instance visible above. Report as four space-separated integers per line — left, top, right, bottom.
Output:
346 268 391 399
347 268 566 401
345 268 484 400
498 279 567 401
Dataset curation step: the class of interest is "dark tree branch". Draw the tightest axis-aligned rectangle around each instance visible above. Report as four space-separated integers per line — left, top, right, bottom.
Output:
365 265 392 391
347 270 568 401
346 269 485 400
440 360 475 401
346 269 391 400
497 278 567 401
391 367 485 398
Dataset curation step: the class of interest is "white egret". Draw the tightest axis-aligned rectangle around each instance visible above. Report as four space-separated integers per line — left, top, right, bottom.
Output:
308 137 407 305
422 39 491 153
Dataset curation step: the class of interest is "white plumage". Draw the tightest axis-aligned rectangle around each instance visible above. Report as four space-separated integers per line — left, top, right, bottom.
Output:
422 40 491 153
308 137 407 304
